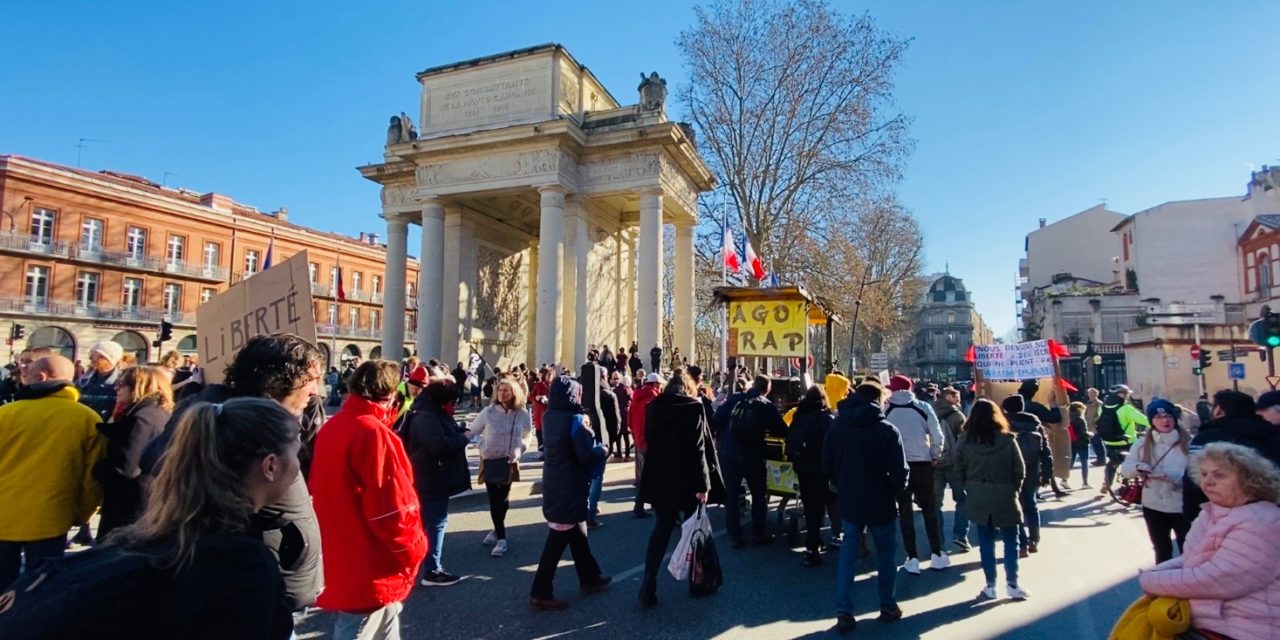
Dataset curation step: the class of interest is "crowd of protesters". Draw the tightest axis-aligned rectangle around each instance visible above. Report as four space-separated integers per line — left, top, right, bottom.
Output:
1 334 1278 640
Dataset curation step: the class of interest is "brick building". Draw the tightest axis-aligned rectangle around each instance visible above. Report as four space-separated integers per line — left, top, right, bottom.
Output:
0 154 419 368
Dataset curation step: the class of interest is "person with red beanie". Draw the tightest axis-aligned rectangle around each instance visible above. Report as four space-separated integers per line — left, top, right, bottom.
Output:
310 360 427 639
629 373 663 518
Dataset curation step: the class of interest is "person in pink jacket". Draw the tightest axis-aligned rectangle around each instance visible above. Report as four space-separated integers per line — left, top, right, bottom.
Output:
1138 442 1280 640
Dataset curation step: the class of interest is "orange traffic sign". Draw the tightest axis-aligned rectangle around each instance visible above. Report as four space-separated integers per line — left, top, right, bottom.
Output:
1267 375 1280 389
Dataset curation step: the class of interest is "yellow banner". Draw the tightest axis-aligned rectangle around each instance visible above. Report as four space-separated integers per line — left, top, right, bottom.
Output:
728 300 807 357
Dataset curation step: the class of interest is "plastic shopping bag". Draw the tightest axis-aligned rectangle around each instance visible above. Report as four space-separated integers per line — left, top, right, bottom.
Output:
668 504 713 581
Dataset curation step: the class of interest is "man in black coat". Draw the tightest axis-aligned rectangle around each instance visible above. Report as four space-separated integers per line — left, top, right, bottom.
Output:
823 381 909 632
649 345 663 374
713 375 787 548
1182 389 1280 521
402 374 472 587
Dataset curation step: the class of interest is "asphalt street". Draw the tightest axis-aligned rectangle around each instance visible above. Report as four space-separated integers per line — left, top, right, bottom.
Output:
296 459 1153 640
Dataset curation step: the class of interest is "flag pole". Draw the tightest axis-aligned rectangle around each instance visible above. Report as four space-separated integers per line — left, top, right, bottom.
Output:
719 189 728 376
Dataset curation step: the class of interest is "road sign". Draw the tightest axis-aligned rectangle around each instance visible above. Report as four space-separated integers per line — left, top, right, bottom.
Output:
1146 303 1217 316
1147 315 1215 325
1228 362 1246 380
869 352 889 370
1268 375 1280 389
1190 345 1202 359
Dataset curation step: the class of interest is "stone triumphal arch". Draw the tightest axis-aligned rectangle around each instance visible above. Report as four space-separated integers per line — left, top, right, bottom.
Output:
362 44 713 368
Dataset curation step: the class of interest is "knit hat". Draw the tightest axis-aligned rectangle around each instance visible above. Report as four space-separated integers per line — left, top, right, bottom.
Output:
1146 397 1181 422
1257 390 1280 411
88 341 124 368
407 365 430 387
644 372 663 384
1001 394 1026 415
888 375 913 392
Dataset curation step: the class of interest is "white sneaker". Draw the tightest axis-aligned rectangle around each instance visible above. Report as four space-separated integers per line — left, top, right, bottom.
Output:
979 584 997 600
491 539 508 557
928 553 950 570
483 531 497 546
1059 481 1072 490
1007 583 1031 600
902 557 921 575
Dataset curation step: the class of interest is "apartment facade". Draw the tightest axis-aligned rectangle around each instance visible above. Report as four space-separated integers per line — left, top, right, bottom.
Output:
0 155 419 367
911 273 994 381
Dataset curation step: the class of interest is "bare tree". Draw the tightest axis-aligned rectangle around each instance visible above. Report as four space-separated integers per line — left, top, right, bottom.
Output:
678 0 912 271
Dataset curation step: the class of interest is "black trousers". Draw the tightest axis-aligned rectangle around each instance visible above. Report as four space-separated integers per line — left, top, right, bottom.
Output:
723 453 768 540
606 423 622 458
641 501 698 595
1142 507 1189 564
898 462 942 559
530 523 603 599
797 471 838 552
486 482 512 540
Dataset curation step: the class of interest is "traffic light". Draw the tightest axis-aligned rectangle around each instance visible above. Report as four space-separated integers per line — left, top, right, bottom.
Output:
1265 312 1280 348
159 320 173 342
10 324 25 340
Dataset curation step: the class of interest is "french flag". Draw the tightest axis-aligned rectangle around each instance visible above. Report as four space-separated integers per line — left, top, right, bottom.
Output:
723 226 741 273
744 239 766 281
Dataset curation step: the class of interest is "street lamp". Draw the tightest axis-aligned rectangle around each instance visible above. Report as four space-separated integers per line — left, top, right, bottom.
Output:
0 196 34 234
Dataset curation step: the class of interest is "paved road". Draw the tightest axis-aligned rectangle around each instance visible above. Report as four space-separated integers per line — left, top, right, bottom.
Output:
296 464 1153 639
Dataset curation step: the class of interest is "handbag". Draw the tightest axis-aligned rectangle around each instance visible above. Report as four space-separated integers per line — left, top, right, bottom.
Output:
668 505 712 581
688 505 723 596
1122 436 1179 505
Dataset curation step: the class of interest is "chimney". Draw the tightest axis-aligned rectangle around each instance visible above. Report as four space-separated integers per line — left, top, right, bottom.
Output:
199 192 234 213
1038 218 1046 229
359 232 368 243
368 233 380 245
275 207 289 222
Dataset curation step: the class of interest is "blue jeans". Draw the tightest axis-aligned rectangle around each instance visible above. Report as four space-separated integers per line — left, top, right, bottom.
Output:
975 522 1019 586
1071 447 1090 485
588 475 603 520
1017 480 1039 548
421 498 450 574
835 520 897 616
0 535 66 589
933 466 969 543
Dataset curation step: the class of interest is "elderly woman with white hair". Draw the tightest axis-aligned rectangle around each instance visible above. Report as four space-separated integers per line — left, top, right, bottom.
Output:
1138 442 1280 640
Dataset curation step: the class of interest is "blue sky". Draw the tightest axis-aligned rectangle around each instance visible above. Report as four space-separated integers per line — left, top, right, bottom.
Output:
3 1 1277 337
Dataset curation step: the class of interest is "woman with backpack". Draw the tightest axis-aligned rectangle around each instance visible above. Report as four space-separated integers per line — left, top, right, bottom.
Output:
0 398 301 639
1000 395 1052 557
786 385 838 567
955 399 1030 601
1119 398 1190 563
1067 402 1092 488
93 366 174 541
638 370 721 606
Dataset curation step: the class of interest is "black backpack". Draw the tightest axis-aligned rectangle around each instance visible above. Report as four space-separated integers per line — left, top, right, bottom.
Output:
885 401 928 423
0 545 171 638
729 396 772 446
1096 404 1124 442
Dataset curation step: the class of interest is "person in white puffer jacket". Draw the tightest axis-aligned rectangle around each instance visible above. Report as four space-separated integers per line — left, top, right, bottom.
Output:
1120 398 1190 564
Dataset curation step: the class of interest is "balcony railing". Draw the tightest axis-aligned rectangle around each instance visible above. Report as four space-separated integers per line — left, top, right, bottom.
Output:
0 232 72 258
0 295 194 325
309 285 411 308
0 233 227 281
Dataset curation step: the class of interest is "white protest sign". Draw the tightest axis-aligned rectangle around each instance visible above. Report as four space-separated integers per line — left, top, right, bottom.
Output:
196 250 317 385
974 340 1055 381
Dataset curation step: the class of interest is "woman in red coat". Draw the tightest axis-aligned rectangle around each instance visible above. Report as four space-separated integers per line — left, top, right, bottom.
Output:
310 360 428 638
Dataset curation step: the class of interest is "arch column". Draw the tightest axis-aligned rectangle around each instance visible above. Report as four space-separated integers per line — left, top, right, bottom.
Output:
673 219 695 365
417 199 445 359
380 212 409 360
637 189 664 359
563 196 590 367
535 186 566 366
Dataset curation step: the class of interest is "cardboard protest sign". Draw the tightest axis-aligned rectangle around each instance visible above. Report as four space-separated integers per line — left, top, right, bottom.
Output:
727 299 807 358
196 251 317 385
974 340 1055 381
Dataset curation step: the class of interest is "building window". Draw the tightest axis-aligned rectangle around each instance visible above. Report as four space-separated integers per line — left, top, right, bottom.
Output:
1260 254 1273 297
75 272 100 308
126 227 147 260
244 250 260 275
203 242 220 268
330 266 340 289
122 277 143 310
372 275 381 294
947 347 958 360
349 307 358 329
371 309 380 331
327 303 338 326
200 287 216 305
81 218 104 252
166 236 186 266
163 283 182 314
25 265 50 303
309 262 318 283
29 208 56 245
946 312 956 325
352 271 362 294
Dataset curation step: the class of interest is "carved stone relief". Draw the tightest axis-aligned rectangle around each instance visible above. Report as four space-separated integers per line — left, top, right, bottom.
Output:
380 185 414 207
415 149 567 189
580 152 661 187
474 244 524 335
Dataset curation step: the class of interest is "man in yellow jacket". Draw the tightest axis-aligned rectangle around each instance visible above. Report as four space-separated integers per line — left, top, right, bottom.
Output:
0 354 104 589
